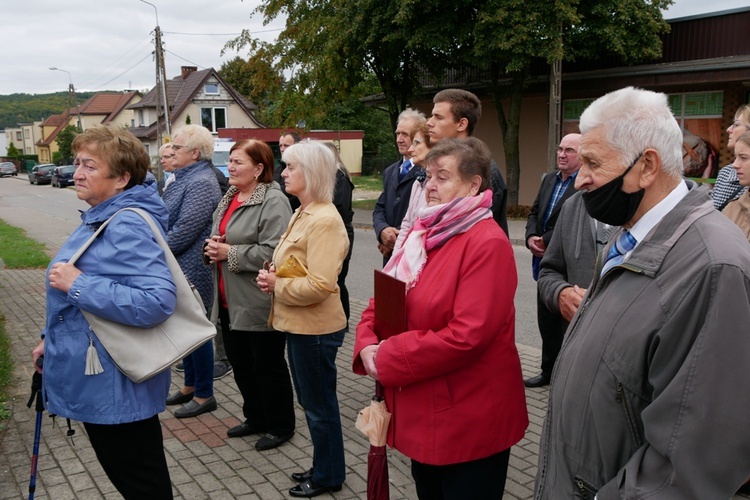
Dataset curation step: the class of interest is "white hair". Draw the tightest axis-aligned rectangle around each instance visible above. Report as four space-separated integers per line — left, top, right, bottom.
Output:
580 87 683 179
282 140 337 203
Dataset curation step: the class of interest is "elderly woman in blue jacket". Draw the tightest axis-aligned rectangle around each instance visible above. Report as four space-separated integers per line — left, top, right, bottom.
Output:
31 126 176 499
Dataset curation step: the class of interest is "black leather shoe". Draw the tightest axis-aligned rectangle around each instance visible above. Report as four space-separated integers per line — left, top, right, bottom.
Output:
524 373 551 388
289 478 342 498
227 421 266 438
255 432 294 451
174 396 217 418
166 390 194 405
291 468 314 482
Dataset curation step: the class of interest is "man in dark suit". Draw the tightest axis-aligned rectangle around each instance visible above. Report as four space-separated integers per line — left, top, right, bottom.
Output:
524 133 581 387
372 108 425 263
275 131 301 210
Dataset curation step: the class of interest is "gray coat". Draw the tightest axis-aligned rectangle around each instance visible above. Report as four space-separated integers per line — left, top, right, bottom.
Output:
207 182 291 331
537 192 599 315
535 183 750 499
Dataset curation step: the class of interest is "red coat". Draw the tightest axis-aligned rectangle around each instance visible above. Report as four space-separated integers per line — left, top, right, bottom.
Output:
353 219 528 465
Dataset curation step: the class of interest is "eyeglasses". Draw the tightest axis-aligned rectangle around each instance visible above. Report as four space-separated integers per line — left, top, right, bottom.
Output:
171 144 186 151
412 139 424 146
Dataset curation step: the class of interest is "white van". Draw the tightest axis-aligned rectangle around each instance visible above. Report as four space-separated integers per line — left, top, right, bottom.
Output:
212 138 234 177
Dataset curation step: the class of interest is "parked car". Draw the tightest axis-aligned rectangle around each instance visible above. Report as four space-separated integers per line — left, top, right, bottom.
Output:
28 164 56 185
51 165 76 188
0 162 17 177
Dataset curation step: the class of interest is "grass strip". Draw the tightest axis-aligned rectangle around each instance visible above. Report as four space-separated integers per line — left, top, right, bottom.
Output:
352 175 382 191
0 220 50 269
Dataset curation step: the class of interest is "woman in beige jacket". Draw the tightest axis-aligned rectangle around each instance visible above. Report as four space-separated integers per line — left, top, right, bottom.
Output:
257 140 349 498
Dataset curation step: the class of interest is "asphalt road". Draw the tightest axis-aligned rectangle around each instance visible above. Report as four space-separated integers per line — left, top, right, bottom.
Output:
0 176 542 350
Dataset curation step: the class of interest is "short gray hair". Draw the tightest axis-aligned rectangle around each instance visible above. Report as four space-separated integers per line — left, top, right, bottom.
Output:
171 125 214 160
282 140 337 203
398 108 426 131
159 143 174 154
580 87 683 179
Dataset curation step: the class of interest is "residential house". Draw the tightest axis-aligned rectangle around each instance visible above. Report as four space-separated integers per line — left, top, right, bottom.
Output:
35 91 141 163
128 66 265 155
5 122 42 156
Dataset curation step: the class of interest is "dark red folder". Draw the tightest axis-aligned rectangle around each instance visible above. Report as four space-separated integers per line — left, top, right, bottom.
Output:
373 270 407 341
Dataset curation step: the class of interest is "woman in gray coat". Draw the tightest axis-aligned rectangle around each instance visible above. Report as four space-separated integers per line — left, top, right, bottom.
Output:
203 139 296 451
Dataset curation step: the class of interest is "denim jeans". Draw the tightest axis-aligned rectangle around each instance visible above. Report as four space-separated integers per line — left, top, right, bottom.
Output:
286 329 346 487
183 340 214 398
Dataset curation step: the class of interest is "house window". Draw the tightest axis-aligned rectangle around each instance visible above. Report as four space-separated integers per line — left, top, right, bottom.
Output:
201 107 227 133
138 110 145 127
16 131 22 141
205 83 219 95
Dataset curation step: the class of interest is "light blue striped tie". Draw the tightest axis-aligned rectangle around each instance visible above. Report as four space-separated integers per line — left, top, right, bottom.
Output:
601 230 637 276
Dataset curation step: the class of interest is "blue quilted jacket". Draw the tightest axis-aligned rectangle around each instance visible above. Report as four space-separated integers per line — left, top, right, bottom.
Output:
162 160 221 311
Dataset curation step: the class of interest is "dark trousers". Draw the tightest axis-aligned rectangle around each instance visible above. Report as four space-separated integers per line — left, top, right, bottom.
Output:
411 449 511 500
219 307 295 435
83 415 172 500
538 290 567 376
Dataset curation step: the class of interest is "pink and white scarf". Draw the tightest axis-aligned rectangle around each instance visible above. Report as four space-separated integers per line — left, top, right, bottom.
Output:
383 189 493 290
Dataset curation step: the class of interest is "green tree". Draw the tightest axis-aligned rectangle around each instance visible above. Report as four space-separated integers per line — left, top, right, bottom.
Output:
231 0 671 203
219 53 284 120
6 142 19 157
471 0 672 203
55 125 81 164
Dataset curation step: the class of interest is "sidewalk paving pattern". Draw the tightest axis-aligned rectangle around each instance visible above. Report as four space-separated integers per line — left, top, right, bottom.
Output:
0 190 744 499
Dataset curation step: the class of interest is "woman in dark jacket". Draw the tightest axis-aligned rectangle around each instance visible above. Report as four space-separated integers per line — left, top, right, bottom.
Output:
163 125 222 418
322 142 355 322
203 139 296 451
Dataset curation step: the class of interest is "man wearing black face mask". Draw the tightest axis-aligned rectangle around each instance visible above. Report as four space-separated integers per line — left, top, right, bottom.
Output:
535 87 750 499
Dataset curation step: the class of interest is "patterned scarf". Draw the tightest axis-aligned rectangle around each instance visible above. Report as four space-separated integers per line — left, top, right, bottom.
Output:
383 189 493 290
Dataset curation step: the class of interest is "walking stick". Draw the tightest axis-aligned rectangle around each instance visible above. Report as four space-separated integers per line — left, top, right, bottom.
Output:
26 357 43 500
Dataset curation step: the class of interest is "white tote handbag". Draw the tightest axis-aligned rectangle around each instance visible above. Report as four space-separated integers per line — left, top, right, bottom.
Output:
68 207 216 383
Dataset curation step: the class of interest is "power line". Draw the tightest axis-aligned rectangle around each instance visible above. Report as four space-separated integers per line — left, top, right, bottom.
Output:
77 34 153 89
164 50 205 69
91 53 152 91
163 28 282 36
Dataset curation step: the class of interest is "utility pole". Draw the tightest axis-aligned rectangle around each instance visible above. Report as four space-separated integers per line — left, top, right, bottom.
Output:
49 67 81 130
154 24 171 139
140 0 171 182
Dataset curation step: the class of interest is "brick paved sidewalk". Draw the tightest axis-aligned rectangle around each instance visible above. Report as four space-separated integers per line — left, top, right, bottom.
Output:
0 267 549 499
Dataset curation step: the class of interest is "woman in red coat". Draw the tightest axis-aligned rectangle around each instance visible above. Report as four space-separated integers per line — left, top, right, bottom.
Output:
354 138 528 499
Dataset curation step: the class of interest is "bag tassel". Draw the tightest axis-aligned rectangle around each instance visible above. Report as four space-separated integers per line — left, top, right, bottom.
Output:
85 339 104 375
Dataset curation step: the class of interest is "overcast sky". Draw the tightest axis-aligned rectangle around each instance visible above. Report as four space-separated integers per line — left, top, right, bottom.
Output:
0 0 747 95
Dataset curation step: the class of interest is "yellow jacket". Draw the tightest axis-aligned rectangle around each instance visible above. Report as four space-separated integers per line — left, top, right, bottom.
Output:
270 202 349 334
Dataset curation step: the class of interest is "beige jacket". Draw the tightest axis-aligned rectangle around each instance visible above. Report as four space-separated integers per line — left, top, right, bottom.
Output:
270 202 349 334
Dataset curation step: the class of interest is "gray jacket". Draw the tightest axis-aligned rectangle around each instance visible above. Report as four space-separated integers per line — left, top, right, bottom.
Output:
537 192 599 315
207 182 292 331
535 183 750 499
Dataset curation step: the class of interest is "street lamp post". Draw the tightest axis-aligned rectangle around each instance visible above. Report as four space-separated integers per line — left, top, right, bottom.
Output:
49 67 81 129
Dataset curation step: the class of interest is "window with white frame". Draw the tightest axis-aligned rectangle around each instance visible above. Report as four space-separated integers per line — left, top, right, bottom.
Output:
205 83 219 95
201 107 227 133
